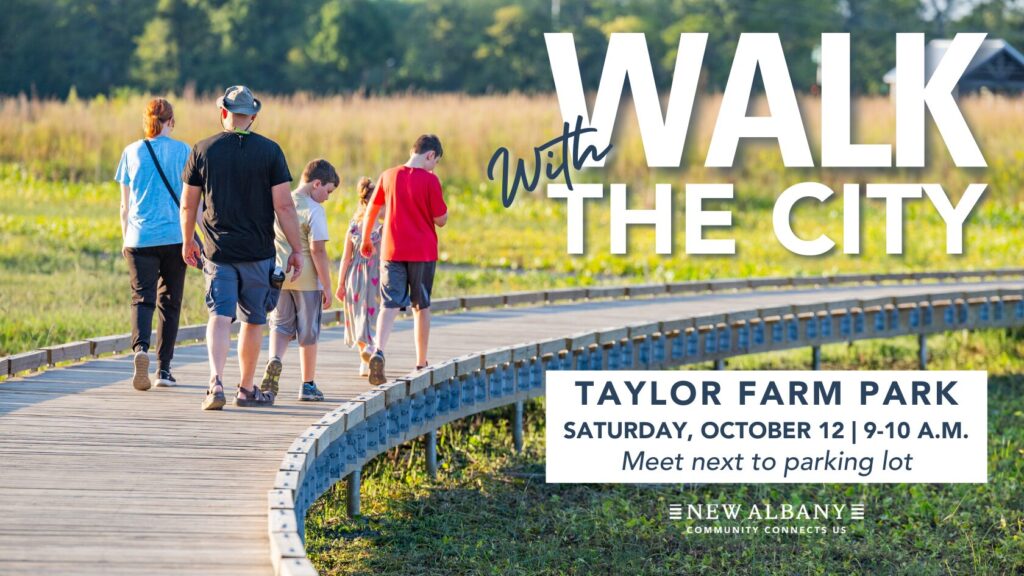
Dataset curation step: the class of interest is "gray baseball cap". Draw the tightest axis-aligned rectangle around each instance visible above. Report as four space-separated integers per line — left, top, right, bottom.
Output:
217 85 262 115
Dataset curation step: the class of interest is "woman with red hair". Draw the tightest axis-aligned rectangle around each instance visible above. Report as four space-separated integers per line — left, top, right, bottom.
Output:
114 98 191 392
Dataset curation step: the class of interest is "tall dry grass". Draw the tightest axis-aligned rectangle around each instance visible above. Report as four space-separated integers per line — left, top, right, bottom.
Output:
2 92 1022 197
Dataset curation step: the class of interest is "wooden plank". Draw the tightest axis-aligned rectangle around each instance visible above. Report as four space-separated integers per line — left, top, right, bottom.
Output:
748 276 791 288
828 273 874 285
859 297 894 310
268 508 299 534
279 557 318 576
691 313 726 328
512 343 538 362
625 283 666 297
430 298 461 312
314 405 349 429
268 489 295 510
661 318 695 333
597 327 629 344
377 381 407 405
0 356 9 377
482 347 513 366
319 309 342 326
586 286 627 299
567 332 597 349
537 337 567 357
341 402 366 430
707 279 749 292
726 309 758 323
279 452 309 476
407 370 432 395
269 532 306 573
87 334 132 356
352 390 386 418
504 291 545 306
545 288 586 302
825 300 859 312
759 306 789 321
454 354 482 377
627 322 660 339
789 277 824 287
666 280 709 294
877 272 914 283
431 361 456 383
462 294 505 309
8 350 47 374
42 341 92 365
273 469 300 492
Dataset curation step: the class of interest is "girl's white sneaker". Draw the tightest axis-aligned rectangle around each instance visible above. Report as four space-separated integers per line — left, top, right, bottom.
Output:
358 361 370 377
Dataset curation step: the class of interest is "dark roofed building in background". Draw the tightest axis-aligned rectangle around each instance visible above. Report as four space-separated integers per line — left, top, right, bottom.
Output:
884 39 1024 96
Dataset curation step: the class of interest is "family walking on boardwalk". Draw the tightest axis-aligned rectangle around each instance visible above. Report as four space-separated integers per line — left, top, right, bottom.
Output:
115 86 447 410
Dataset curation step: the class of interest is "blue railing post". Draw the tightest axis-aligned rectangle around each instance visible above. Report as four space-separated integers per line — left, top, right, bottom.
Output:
513 400 524 454
426 430 438 480
347 468 361 518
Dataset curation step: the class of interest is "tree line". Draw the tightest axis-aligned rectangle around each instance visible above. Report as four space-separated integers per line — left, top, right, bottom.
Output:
2 0 1021 98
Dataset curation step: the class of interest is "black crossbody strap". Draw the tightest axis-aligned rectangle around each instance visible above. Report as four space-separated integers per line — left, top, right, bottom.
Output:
143 139 180 207
143 139 204 256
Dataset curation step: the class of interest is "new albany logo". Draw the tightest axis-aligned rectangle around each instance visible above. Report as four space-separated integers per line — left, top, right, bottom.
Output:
668 502 866 535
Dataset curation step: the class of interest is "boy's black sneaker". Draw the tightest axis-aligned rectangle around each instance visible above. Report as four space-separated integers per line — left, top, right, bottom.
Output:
154 368 177 387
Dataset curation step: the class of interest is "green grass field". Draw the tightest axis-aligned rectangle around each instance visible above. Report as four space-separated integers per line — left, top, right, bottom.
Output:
306 330 1024 575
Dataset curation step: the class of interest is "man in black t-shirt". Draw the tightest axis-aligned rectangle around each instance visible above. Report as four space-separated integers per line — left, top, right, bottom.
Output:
180 85 303 411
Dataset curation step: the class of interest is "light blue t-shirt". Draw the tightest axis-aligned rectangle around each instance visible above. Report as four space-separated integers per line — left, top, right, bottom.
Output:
114 135 191 248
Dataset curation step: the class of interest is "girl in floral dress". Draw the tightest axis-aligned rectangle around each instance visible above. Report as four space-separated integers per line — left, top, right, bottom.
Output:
336 178 383 377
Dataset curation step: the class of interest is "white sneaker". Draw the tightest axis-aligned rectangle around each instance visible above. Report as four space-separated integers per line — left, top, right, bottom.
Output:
358 361 370 377
131 350 152 391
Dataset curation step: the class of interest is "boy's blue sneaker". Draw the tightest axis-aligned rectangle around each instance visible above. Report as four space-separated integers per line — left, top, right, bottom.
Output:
299 381 324 402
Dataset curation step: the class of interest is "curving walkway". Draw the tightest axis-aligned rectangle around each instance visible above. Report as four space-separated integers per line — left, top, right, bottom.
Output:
1 277 1022 575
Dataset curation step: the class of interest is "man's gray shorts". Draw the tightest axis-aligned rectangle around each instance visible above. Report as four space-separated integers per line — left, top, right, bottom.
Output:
271 289 323 346
381 261 436 310
203 257 279 324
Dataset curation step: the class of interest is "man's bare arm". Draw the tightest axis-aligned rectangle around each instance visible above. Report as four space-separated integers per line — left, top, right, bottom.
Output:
180 184 203 266
434 212 448 228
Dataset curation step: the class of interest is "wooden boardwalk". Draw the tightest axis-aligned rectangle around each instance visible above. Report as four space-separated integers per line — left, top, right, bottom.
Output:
1 279 1021 575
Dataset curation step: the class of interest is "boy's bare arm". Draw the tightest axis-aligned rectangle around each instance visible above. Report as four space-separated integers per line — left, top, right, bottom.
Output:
360 202 383 256
272 182 303 280
311 240 333 309
434 211 448 228
336 236 354 300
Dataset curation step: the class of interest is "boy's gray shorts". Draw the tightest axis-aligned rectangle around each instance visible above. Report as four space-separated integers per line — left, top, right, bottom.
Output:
204 257 279 325
381 260 436 310
271 289 323 346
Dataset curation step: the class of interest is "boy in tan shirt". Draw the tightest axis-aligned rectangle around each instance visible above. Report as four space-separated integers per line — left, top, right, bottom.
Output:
261 159 339 401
